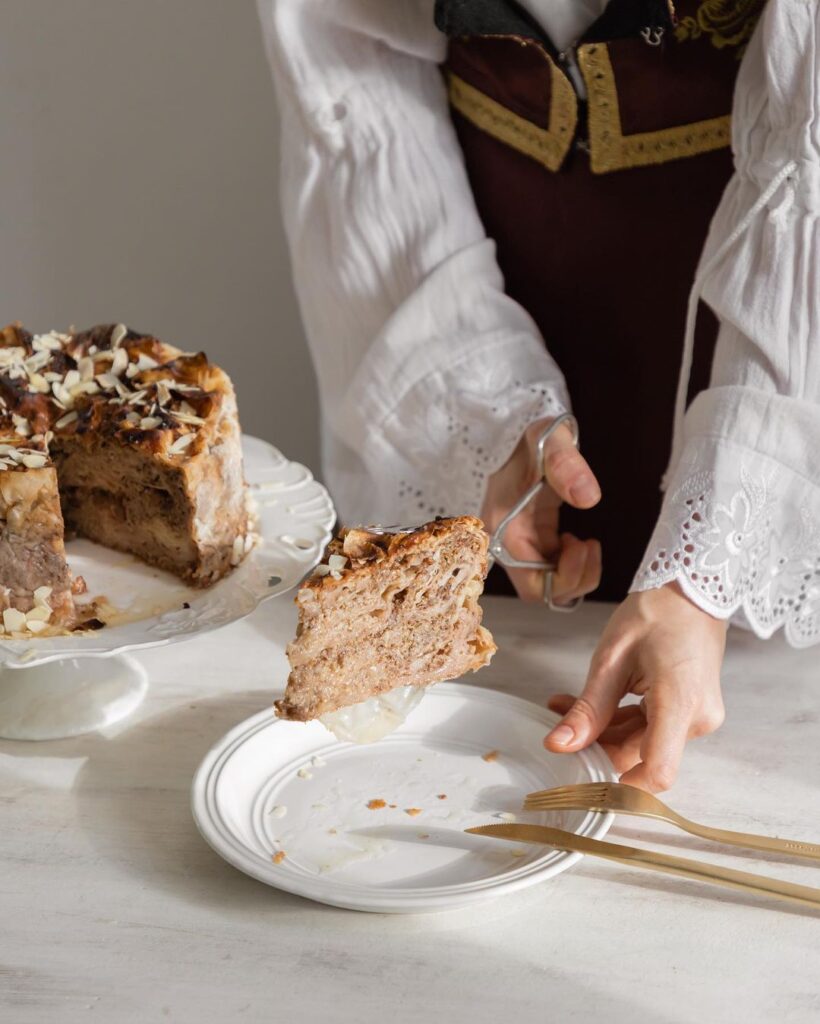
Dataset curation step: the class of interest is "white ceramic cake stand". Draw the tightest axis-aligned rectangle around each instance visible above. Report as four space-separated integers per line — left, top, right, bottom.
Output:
0 436 334 740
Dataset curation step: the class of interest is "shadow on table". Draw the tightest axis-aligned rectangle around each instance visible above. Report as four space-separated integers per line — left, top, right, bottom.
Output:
67 691 320 915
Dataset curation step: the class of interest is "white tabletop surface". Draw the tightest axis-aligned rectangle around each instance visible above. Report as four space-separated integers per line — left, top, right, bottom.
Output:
2 595 819 1023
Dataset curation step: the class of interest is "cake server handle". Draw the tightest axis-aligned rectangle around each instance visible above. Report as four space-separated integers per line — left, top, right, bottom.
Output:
487 413 582 613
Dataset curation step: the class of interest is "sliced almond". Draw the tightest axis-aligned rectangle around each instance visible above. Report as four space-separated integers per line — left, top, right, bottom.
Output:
54 410 79 430
139 416 162 430
63 369 81 390
110 323 128 348
168 432 195 455
22 453 48 469
33 585 53 605
111 347 129 376
95 372 119 391
173 411 206 426
231 536 244 565
25 619 47 634
2 607 26 633
137 353 159 372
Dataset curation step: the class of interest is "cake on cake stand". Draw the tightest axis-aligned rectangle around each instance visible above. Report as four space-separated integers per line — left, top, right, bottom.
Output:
0 436 334 740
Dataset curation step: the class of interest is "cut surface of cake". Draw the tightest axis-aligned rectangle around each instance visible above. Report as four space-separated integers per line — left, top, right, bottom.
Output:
276 516 496 722
0 322 251 636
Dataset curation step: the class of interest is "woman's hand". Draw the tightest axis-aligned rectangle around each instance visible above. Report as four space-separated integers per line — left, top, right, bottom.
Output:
545 582 727 791
481 418 602 604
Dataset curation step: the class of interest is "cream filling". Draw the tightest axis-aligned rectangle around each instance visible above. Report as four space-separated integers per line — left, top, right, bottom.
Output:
318 684 426 744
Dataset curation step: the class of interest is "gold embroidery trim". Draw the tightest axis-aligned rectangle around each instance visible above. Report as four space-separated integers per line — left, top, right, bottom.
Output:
577 43 731 174
446 66 577 173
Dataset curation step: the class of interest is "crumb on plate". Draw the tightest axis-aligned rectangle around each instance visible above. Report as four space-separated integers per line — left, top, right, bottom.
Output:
437 794 447 800
482 750 500 762
367 799 386 810
405 808 422 817
271 851 286 864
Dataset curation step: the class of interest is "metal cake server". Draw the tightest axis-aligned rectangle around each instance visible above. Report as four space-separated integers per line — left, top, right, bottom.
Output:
487 412 582 612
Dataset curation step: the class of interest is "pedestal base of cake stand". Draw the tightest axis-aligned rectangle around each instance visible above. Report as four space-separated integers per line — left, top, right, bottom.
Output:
0 654 149 741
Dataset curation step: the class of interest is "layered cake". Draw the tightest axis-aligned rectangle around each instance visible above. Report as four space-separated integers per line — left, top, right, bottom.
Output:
277 516 496 721
0 323 251 635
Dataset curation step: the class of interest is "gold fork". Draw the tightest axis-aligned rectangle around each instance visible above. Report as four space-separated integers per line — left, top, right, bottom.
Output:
523 782 820 861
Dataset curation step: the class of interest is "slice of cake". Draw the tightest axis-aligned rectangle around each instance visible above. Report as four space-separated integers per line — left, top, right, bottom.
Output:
0 432 74 633
0 322 251 635
276 516 496 722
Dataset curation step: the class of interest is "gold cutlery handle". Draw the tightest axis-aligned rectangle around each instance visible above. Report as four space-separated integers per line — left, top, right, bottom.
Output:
467 825 820 909
675 819 820 862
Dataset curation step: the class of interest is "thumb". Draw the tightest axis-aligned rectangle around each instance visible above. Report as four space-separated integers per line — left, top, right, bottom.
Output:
541 422 601 510
544 661 624 752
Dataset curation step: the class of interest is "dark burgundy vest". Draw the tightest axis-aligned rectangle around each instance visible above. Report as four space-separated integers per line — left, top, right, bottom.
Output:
436 0 765 600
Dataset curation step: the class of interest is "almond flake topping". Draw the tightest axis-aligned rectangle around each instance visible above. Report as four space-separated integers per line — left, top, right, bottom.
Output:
173 411 206 426
55 410 79 429
230 535 245 565
111 348 129 376
139 416 162 430
168 432 195 455
2 608 26 633
110 323 128 348
78 356 95 382
11 414 31 436
95 372 117 391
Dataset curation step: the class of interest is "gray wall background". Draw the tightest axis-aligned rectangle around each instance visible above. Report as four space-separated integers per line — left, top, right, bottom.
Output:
0 0 320 473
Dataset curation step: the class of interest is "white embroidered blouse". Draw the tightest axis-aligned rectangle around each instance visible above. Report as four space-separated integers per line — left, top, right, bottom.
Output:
257 0 820 647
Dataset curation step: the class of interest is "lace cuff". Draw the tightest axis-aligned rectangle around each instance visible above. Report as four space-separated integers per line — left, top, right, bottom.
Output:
342 333 571 524
632 389 820 648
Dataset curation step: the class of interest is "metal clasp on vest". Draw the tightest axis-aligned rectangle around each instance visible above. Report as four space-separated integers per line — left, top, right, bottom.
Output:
640 25 665 46
487 413 582 612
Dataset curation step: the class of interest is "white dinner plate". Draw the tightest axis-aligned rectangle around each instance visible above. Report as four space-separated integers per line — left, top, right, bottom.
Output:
192 683 616 913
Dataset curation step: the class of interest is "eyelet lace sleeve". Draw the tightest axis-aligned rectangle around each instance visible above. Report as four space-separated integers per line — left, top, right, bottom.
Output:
634 2 820 648
633 421 820 648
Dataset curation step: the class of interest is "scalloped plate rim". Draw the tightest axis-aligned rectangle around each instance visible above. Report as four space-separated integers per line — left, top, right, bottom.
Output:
0 435 335 668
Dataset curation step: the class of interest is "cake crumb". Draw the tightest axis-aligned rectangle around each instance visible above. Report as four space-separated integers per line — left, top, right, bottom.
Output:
367 799 386 810
405 808 422 817
496 812 517 822
437 794 447 800
328 828 338 835
388 803 397 809
418 833 431 839
297 768 313 780
271 851 286 864
269 804 287 819
482 750 500 762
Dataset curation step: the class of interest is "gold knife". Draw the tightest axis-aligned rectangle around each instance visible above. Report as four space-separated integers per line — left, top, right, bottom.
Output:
466 824 820 910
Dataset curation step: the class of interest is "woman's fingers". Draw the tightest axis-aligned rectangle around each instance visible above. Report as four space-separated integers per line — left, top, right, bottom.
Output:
618 687 694 792
544 654 625 752
540 422 601 510
601 726 646 774
551 535 602 604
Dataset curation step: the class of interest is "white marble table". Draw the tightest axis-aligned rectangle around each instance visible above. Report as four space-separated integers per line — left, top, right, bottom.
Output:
1 596 818 1023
